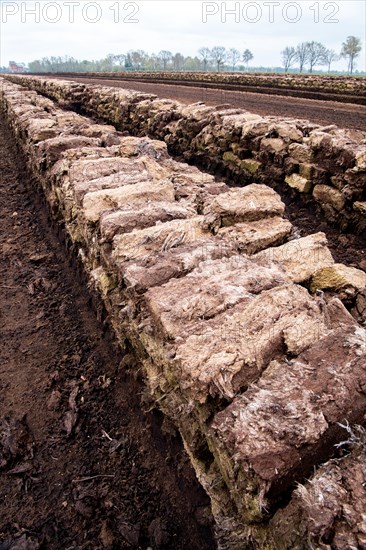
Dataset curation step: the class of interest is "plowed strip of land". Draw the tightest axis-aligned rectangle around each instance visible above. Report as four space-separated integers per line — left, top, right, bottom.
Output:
59 76 366 131
0 115 215 549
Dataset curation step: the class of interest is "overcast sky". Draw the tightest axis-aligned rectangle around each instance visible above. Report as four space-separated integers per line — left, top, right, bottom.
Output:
1 0 365 71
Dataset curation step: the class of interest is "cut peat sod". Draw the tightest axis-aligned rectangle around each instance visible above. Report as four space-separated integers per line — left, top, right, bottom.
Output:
0 116 215 549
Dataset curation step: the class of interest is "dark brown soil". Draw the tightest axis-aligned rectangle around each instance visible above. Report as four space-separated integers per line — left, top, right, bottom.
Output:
62 77 366 132
0 117 216 549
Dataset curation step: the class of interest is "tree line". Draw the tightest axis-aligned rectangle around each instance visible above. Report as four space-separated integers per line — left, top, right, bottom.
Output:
10 37 361 74
281 36 362 74
26 47 254 74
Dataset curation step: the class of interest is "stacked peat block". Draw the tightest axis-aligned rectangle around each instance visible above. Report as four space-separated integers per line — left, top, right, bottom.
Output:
123 71 366 97
266 438 366 549
6 75 366 235
1 78 366 549
42 71 366 98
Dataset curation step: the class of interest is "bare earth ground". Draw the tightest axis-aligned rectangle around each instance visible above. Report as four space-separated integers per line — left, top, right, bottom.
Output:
63 77 366 131
0 116 216 549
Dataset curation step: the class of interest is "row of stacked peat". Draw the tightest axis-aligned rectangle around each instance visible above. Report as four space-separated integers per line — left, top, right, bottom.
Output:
43 71 366 97
5 74 366 235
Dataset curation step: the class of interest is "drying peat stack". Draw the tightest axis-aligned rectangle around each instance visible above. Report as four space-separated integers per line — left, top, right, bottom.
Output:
6 74 366 235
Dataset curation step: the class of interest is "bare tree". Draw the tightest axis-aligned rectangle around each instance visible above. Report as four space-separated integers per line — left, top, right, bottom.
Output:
281 47 297 73
172 52 185 71
210 46 227 72
158 50 172 71
106 53 116 70
307 41 327 72
341 36 362 74
322 49 339 73
114 54 125 68
148 53 160 70
228 48 241 71
198 47 211 71
242 49 254 69
296 42 310 72
128 50 147 70
124 53 133 70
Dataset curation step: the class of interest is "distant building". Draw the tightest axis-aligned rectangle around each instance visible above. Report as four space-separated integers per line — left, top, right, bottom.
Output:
9 61 28 74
